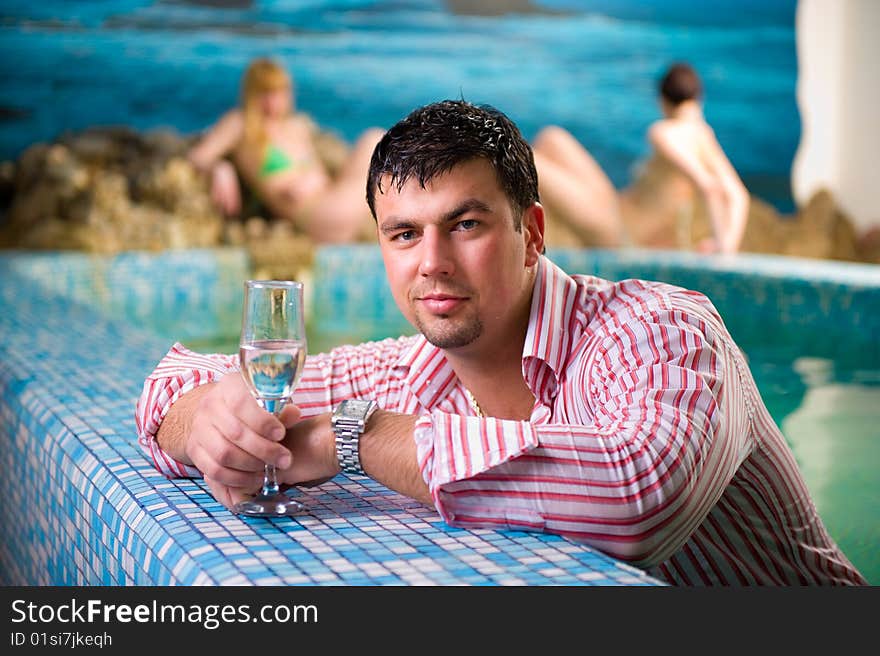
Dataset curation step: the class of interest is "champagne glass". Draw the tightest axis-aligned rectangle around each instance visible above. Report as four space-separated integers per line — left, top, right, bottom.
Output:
233 280 308 517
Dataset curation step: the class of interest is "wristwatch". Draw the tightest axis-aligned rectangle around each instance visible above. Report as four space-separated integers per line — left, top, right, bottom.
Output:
331 399 379 475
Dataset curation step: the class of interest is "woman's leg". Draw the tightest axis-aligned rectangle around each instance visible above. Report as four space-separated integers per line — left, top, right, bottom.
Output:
532 126 623 247
306 127 384 243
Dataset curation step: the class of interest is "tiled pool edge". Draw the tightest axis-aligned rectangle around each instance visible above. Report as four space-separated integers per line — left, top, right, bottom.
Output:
0 361 201 585
0 252 665 586
551 248 880 357
0 270 211 584
1 248 250 347
10 245 876 359
4 244 877 586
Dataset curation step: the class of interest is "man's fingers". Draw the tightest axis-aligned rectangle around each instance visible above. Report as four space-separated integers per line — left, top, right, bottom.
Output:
224 377 288 441
204 477 234 509
205 476 253 511
191 372 301 510
220 426 291 470
208 402 290 468
188 441 265 490
278 404 302 429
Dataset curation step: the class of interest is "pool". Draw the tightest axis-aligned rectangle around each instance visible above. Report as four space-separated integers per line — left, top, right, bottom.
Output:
2 245 877 585
752 351 878 586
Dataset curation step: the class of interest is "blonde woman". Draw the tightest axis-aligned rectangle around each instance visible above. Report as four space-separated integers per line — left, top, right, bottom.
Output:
534 62 750 254
188 57 384 243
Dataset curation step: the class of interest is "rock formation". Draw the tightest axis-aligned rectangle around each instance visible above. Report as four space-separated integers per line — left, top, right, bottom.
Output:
0 125 355 280
0 124 877 272
543 183 878 264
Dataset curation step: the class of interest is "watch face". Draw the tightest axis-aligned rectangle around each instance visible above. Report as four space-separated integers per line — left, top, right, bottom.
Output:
335 399 376 421
344 399 374 416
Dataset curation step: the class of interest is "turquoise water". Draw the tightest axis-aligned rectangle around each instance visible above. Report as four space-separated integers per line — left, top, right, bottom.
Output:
0 0 798 211
747 348 880 586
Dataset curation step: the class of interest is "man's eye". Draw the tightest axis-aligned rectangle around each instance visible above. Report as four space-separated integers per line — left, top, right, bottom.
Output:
456 219 478 231
394 230 416 242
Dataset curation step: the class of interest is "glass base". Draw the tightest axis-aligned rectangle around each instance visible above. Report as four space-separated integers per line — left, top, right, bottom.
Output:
234 493 307 517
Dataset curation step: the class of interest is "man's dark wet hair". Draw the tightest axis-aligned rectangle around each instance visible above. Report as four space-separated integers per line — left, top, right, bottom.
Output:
659 62 703 106
366 99 540 230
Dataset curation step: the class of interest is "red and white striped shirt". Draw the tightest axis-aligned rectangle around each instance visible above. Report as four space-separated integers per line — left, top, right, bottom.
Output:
135 256 866 585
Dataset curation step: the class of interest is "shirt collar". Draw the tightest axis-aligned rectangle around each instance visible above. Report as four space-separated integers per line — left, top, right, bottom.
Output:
522 255 578 382
393 335 459 411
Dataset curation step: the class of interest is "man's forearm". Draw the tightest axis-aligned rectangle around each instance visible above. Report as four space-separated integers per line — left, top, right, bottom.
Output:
156 383 216 466
360 410 432 506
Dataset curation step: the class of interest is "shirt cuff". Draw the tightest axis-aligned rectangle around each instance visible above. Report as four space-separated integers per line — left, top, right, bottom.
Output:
413 410 540 495
135 342 239 478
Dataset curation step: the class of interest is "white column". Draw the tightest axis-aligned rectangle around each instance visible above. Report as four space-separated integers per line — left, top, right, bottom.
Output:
792 0 880 234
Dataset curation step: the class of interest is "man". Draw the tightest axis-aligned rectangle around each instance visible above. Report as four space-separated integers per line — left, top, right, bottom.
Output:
136 100 865 586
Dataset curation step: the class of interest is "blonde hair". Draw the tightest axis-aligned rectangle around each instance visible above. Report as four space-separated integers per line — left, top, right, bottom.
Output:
241 58 293 149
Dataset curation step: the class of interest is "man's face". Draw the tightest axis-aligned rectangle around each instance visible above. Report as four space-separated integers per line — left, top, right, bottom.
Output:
374 158 544 354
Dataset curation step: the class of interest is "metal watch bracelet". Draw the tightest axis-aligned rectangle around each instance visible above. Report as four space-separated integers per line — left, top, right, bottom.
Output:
334 421 365 475
332 399 378 476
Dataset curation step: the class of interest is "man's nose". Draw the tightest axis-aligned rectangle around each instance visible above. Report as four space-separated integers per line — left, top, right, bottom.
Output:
418 229 454 277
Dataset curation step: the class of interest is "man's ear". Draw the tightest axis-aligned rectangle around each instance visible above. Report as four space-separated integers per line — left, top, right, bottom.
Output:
522 202 546 266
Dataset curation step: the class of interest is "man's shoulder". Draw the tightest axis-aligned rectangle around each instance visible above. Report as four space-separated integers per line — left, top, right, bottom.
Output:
569 271 700 302
569 273 718 328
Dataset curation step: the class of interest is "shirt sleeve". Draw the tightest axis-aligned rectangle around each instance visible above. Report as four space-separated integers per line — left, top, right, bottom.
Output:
413 306 753 568
134 337 412 478
134 342 239 478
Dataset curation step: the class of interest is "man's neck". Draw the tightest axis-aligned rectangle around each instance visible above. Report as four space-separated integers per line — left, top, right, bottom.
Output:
423 259 541 420
451 354 535 421
443 294 536 421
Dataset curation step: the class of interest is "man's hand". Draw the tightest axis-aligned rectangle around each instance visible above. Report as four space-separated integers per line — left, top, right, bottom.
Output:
276 412 340 489
184 372 299 509
276 408 432 507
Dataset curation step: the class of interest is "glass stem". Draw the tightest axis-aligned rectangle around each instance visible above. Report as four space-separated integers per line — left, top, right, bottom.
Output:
259 397 286 498
262 464 280 497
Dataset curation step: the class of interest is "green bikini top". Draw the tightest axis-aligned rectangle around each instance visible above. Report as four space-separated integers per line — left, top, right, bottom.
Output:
259 144 296 177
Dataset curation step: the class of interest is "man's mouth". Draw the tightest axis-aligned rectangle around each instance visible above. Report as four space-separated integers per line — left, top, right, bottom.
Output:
417 293 468 315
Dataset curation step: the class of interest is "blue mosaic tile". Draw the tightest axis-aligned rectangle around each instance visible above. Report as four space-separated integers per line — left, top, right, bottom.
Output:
24 247 870 585
547 247 880 363
1 248 248 347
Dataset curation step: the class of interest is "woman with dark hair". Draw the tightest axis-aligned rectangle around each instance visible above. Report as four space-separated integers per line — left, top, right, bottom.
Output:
533 62 750 254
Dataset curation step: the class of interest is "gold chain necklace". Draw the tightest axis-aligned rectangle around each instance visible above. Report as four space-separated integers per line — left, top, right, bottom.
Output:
464 388 484 418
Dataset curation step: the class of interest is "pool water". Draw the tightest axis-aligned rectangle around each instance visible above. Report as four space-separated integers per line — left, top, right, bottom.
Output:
747 348 880 585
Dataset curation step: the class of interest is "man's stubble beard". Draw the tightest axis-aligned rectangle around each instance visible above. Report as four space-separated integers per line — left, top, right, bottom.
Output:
414 312 484 350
